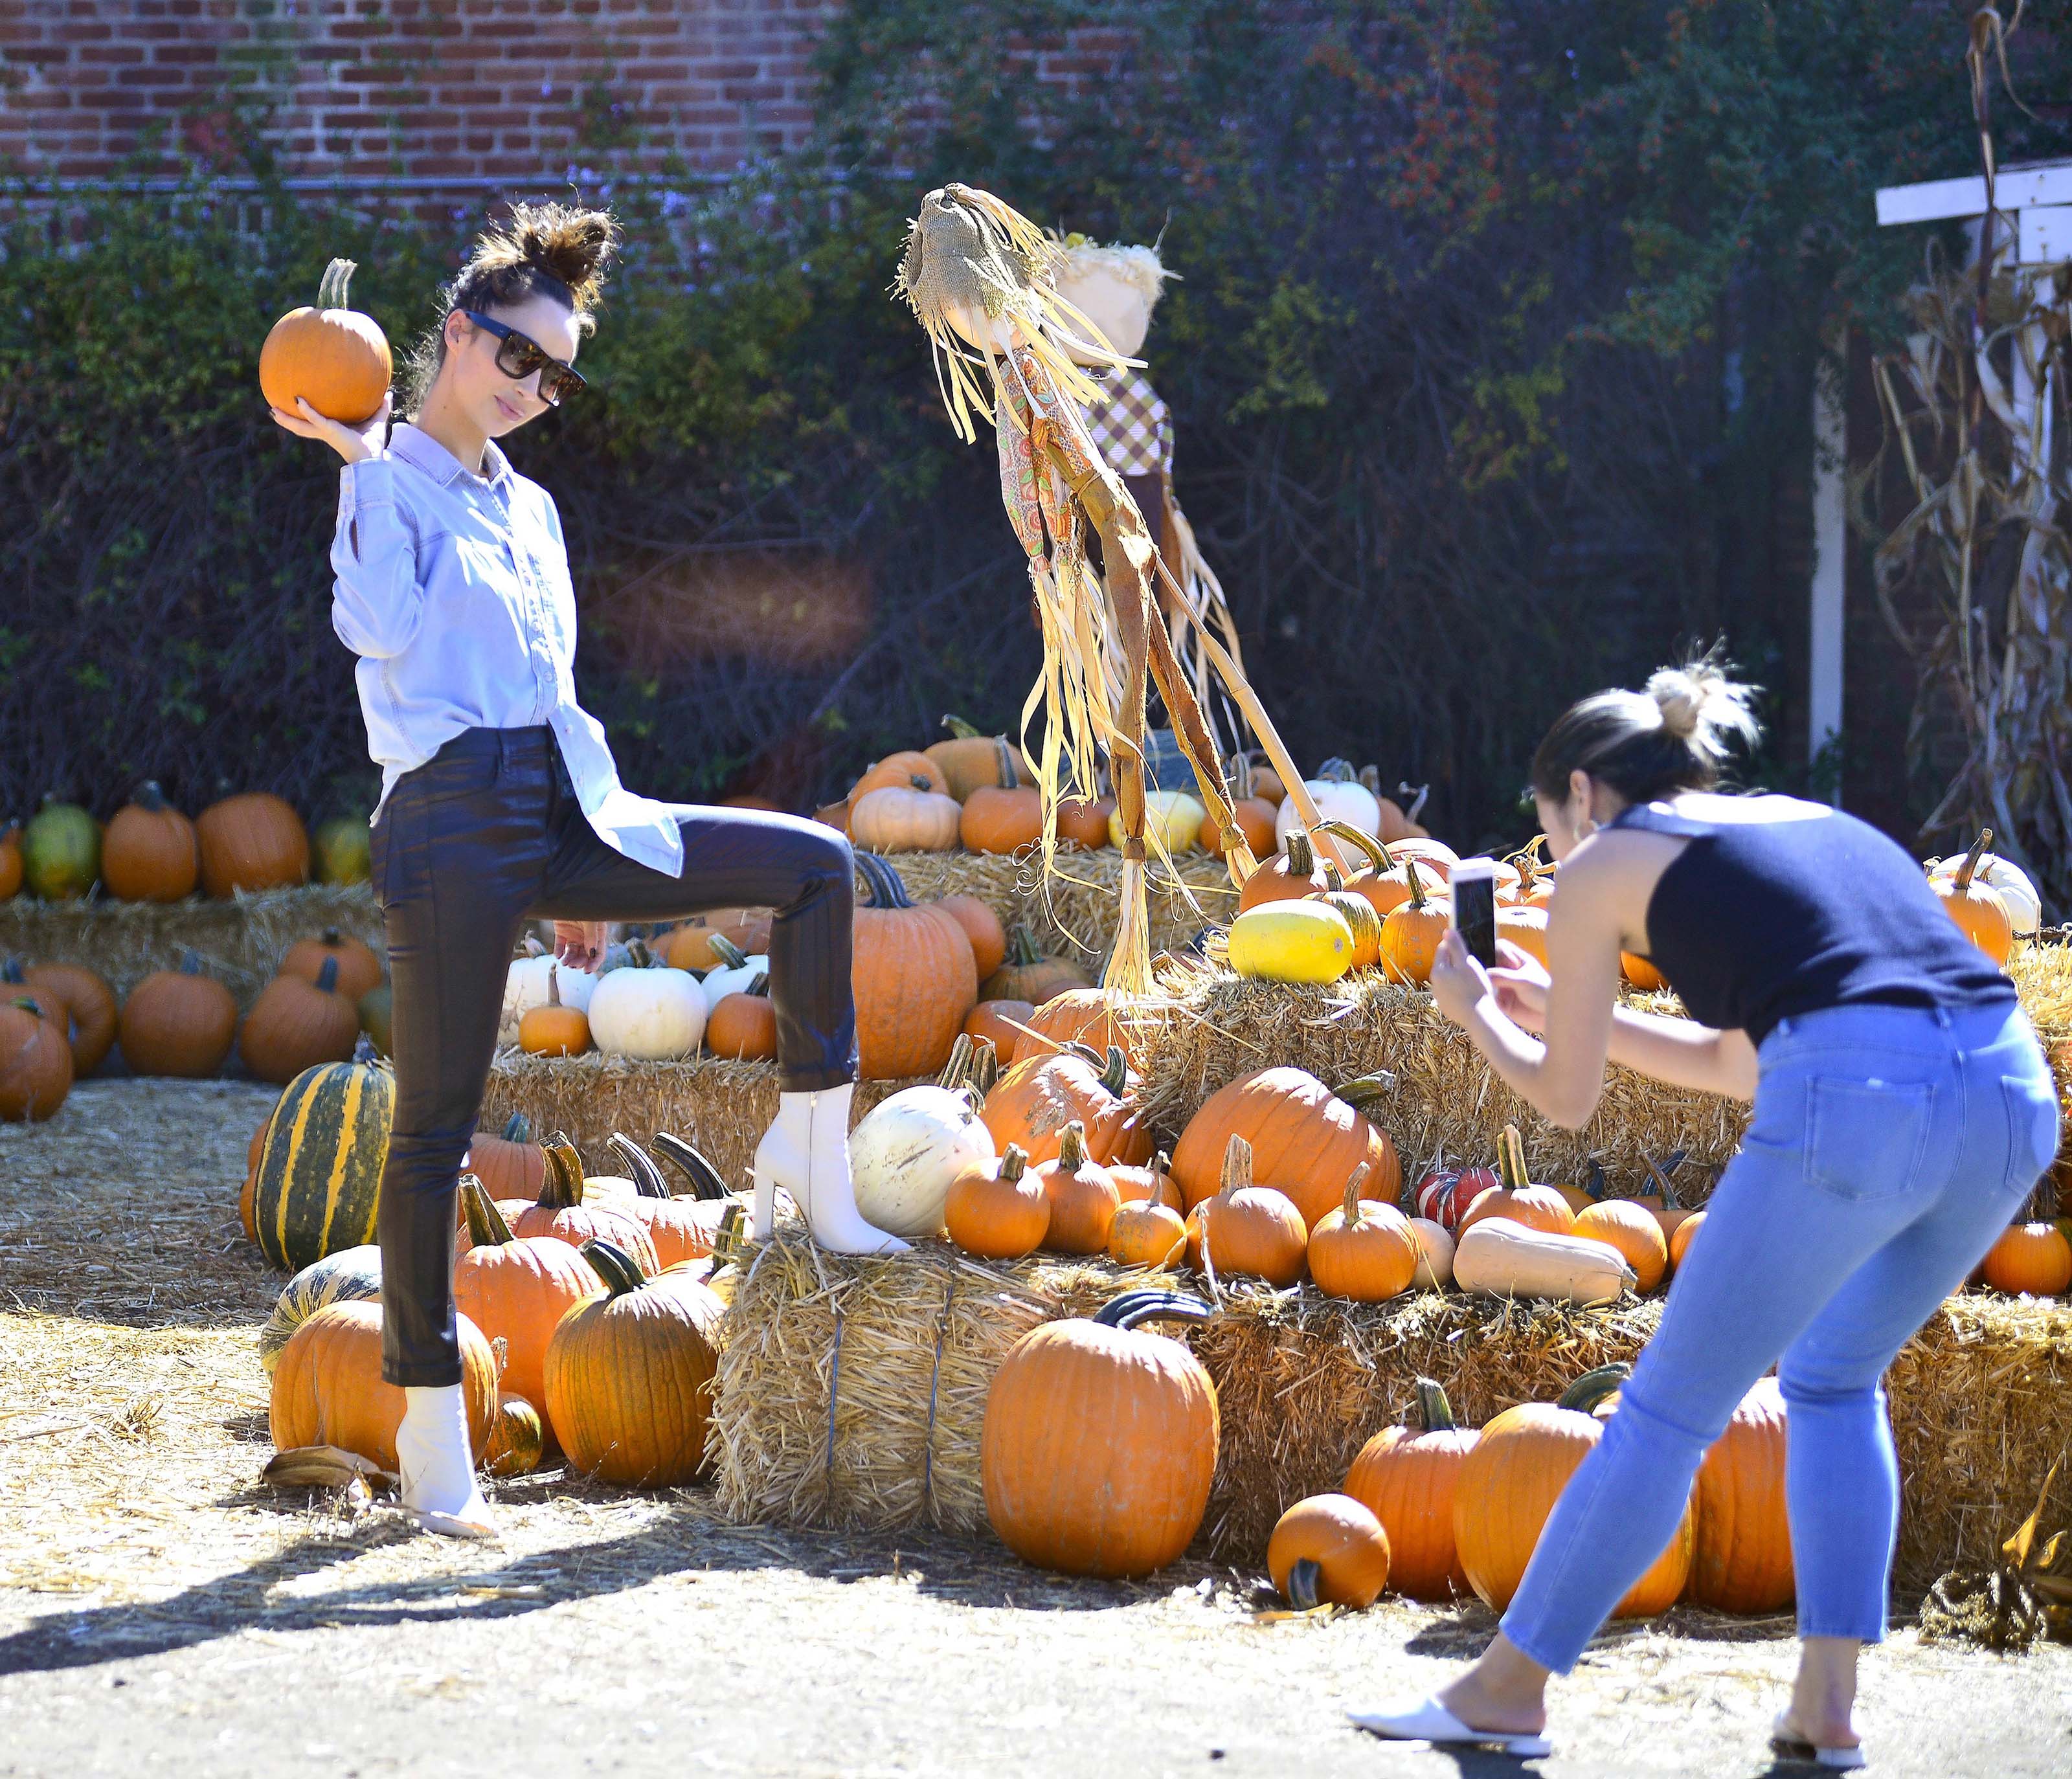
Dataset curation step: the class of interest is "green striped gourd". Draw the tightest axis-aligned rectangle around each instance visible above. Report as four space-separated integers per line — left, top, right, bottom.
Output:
252 1053 394 1271
258 1244 383 1374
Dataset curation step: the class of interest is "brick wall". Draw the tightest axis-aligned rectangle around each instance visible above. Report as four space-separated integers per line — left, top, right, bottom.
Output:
0 0 842 185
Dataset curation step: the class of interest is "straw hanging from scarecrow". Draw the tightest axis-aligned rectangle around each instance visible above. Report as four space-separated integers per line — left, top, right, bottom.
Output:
893 183 1339 993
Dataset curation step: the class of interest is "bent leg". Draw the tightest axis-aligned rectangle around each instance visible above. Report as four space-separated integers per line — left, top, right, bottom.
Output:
537 802 856 1090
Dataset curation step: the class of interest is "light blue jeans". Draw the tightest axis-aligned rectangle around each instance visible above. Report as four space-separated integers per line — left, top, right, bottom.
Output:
1502 999 2058 1672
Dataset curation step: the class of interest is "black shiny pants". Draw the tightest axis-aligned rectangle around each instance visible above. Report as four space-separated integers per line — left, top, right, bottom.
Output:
368 725 857 1385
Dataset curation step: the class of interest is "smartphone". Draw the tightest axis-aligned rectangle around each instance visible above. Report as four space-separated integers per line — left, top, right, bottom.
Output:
1450 859 1498 969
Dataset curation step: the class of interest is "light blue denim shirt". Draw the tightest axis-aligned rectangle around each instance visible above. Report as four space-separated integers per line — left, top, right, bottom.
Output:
331 421 686 877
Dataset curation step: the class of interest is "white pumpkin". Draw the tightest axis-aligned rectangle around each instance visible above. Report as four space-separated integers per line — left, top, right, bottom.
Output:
586 963 707 1060
1408 1217 1454 1290
1276 774 1382 845
1452 1220 1634 1306
1109 789 1206 855
1929 851 2042 937
849 1082 997 1240
701 934 771 1015
500 954 598 1046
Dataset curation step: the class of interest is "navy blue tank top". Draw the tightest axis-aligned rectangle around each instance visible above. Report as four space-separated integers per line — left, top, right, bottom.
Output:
1610 799 2016 1044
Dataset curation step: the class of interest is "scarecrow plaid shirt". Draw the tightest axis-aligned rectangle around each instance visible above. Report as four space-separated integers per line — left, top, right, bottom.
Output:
1080 366 1173 480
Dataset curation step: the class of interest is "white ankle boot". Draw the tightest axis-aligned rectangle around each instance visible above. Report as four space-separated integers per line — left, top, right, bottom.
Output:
396 1383 498 1540
751 1083 909 1255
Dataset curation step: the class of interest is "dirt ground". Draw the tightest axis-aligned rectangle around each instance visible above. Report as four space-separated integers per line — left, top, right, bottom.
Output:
3 1080 2069 1778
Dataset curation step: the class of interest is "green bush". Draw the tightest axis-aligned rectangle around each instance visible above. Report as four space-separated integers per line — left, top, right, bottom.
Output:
3 0 2057 846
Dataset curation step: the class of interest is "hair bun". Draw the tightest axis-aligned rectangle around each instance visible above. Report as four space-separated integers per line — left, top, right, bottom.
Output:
1645 656 1761 762
473 202 620 311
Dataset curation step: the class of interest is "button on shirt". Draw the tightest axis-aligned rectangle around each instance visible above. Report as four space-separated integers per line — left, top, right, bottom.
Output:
330 422 686 877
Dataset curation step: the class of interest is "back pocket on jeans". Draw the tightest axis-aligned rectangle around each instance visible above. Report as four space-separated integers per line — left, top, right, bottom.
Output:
2002 1075 2062 1193
1805 1077 1934 1200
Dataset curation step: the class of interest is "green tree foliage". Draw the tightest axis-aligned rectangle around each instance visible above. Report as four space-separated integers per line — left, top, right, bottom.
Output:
3 1 2064 842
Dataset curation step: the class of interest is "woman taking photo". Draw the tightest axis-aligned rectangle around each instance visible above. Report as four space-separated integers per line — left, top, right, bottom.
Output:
1353 660 2057 1767
271 205 907 1541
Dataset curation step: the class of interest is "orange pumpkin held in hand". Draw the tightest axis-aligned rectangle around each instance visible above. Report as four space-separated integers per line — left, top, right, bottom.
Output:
259 258 394 426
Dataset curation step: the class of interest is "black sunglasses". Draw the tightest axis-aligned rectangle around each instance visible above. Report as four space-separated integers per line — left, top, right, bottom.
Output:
460 310 586 406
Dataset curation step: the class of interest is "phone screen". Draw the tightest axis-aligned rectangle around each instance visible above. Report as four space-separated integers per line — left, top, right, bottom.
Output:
1451 864 1497 969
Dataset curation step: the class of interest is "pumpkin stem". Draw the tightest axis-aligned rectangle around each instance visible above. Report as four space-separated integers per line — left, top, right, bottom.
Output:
1496 1125 1529 1191
353 1031 379 1065
1099 1043 1130 1097
1094 1288 1213 1330
997 1143 1030 1184
992 736 1019 789
941 713 984 739
314 956 339 995
967 1037 1001 1097
577 1236 648 1299
460 1174 517 1248
1322 860 1346 893
936 1031 975 1091
705 934 750 972
854 851 918 911
11 993 46 1018
0 957 23 986
504 1111 532 1143
539 1134 588 1209
1151 1148 1173 1209
545 964 563 1008
1285 1557 1323 1613
747 972 771 998
137 780 169 813
1957 827 1993 891
1410 1376 1457 1433
1557 1363 1632 1414
1286 827 1316 878
652 1130 729 1201
1003 923 1044 967
1642 1148 1686 1208
1057 1120 1089 1172
1230 752 1254 800
1318 757 1359 785
1334 1071 1395 1115
625 935 656 969
1317 818 1395 876
1402 856 1428 910
317 256 357 310
1220 1132 1254 1196
1343 1163 1370 1226
608 1131 671 1200
179 948 205 976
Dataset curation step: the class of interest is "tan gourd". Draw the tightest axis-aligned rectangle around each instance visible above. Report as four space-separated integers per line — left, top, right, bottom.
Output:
1452 1218 1636 1306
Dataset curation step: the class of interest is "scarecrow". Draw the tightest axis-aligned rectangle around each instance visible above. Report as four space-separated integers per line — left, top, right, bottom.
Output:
894 183 1333 992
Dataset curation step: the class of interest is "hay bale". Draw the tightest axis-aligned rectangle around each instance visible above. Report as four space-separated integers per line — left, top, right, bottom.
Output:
1131 961 1747 1194
887 848 1234 965
479 1053 927 1180
0 883 384 1012
707 1242 2071 1589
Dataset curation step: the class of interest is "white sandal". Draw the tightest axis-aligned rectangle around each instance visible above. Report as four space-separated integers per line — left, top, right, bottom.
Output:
1346 1697 1551 1759
1769 1713 1865 1769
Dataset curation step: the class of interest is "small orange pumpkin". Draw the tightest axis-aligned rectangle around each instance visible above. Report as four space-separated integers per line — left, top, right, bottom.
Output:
258 257 393 425
1236 827 1329 913
1268 1493 1391 1609
1573 1197 1669 1293
280 926 384 1003
239 957 361 1086
1033 1121 1121 1255
1306 1162 1419 1301
1456 1126 1578 1240
1194 1134 1308 1287
945 1142 1050 1260
962 785 1045 854
937 893 1008 980
1379 857 1452 987
1981 1220 2072 1295
520 964 594 1057
1933 827 2015 965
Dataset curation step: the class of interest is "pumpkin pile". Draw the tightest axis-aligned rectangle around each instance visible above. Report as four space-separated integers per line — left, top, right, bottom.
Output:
266 1123 738 1489
1 787 372 905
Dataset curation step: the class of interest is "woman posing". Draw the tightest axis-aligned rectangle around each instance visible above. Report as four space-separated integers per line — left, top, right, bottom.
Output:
272 205 906 1541
1353 659 2056 1767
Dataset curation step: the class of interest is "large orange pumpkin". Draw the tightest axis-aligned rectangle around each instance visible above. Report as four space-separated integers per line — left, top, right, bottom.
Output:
4 959 118 1075
1981 1220 2072 1295
926 719 1029 801
196 792 309 897
849 750 950 805
937 893 1008 980
544 1238 726 1486
1307 1162 1420 1301
1690 1376 1794 1613
240 957 361 1085
452 1176 597 1449
1454 1365 1694 1617
962 785 1044 854
1268 1494 1391 1609
1168 1066 1399 1230
1009 986 1142 1068
1344 1378 1478 1602
280 927 384 1003
851 851 978 1079
981 1041 1152 1169
269 1299 497 1471
118 952 237 1077
258 257 393 425
466 1110 546 1204
980 1290 1219 1578
0 994 73 1121
101 781 199 902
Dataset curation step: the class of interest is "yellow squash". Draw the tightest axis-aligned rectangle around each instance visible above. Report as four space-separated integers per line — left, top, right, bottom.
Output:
1227 901 1355 985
